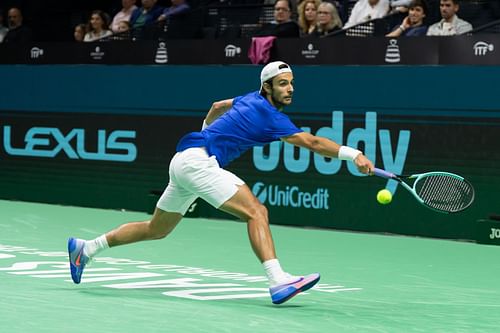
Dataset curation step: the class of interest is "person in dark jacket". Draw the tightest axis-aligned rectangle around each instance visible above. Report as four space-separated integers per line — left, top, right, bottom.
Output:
255 0 300 38
3 7 32 43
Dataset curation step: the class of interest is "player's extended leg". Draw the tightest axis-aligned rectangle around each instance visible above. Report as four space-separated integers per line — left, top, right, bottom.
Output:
105 208 182 246
219 184 320 304
68 208 182 284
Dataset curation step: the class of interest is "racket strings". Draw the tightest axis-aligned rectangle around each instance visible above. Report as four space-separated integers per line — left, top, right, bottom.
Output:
416 175 474 212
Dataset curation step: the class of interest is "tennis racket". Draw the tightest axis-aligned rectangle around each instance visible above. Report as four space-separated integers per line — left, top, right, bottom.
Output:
373 168 475 213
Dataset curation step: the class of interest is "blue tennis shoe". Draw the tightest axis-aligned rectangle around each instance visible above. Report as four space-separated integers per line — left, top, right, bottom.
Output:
67 237 89 284
269 273 320 304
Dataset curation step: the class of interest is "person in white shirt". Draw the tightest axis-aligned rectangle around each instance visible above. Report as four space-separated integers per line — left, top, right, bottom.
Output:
344 0 390 29
0 10 8 43
110 0 138 33
84 10 113 42
426 0 472 36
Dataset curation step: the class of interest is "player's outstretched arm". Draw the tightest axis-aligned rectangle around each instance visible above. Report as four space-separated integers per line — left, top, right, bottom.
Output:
282 132 374 174
203 99 234 128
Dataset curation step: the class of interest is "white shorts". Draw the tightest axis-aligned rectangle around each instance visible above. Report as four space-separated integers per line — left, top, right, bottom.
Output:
156 147 245 215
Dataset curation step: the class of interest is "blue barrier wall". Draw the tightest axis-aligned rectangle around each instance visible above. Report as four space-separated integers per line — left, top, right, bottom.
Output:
1 65 500 115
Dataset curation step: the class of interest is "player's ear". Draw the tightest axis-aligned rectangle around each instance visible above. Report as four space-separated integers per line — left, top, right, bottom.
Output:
263 82 272 94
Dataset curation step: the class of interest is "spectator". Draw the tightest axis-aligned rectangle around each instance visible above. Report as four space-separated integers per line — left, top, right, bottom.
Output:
3 7 32 43
130 0 163 30
74 23 87 42
297 0 320 36
314 2 343 36
117 20 131 33
255 0 300 37
84 10 113 42
344 0 390 29
386 0 428 37
112 20 131 40
157 0 190 23
426 0 472 35
0 10 8 43
110 0 138 33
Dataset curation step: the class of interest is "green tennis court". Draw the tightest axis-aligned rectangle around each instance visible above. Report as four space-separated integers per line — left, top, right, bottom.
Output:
1 199 499 332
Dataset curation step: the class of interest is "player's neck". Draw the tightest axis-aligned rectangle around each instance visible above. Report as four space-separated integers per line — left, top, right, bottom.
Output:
267 95 284 111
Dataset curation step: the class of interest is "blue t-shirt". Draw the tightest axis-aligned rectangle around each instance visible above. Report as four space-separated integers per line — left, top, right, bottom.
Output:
176 91 303 167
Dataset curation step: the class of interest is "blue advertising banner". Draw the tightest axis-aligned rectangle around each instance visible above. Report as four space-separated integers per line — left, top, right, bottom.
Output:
1 65 499 242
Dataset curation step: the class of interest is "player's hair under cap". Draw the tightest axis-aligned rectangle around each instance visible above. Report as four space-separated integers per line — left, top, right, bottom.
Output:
260 61 293 90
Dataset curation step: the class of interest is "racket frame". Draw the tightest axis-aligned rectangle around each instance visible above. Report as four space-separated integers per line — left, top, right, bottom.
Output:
373 168 473 213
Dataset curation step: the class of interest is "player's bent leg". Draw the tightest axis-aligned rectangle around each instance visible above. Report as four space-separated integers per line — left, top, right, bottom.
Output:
219 184 320 304
219 184 276 262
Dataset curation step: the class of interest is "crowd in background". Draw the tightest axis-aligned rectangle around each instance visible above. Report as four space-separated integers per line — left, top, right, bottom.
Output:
0 0 499 43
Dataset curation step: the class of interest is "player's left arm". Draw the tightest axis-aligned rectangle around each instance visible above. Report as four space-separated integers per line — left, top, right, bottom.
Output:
203 99 234 128
282 132 374 174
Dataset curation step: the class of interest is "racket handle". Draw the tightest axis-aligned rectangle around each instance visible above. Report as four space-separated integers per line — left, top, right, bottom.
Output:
373 168 396 179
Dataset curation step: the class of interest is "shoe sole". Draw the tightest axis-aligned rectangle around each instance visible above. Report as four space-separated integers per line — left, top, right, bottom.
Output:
271 273 320 305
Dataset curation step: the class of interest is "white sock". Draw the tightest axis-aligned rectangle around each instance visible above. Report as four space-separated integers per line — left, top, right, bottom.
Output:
83 234 109 258
263 259 298 287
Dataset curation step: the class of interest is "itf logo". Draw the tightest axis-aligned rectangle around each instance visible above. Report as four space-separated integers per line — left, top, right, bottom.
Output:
251 182 330 210
224 44 241 57
30 47 44 59
473 41 494 56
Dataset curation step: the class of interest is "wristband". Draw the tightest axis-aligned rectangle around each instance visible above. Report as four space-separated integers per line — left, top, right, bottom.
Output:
338 146 362 161
399 25 406 32
202 119 208 130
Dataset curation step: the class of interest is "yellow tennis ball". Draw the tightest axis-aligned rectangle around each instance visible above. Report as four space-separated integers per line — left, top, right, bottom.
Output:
377 189 392 205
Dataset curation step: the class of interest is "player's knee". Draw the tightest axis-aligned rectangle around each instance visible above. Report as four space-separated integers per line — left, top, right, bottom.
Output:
152 229 169 239
258 204 268 220
148 223 172 240
249 203 268 223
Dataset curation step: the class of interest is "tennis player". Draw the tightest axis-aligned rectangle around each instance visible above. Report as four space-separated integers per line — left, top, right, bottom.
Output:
68 61 374 304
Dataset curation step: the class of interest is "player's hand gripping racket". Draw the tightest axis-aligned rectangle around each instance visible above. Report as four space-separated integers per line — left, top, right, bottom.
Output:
373 168 475 213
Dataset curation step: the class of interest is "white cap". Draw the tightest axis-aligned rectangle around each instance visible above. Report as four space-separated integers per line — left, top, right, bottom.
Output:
260 61 292 90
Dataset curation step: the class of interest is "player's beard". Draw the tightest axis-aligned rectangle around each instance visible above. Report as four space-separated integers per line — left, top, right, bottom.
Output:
271 92 292 110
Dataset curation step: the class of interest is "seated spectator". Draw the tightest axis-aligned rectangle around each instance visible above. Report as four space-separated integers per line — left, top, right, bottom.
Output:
344 0 390 29
74 23 87 42
426 0 472 35
3 7 32 43
298 0 320 36
157 0 190 23
386 0 428 37
0 10 8 43
117 20 131 33
110 0 138 33
84 10 113 42
255 0 300 38
113 20 131 40
130 0 163 30
313 2 343 37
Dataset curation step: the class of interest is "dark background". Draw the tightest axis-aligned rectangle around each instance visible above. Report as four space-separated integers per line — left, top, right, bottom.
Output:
2 0 500 42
